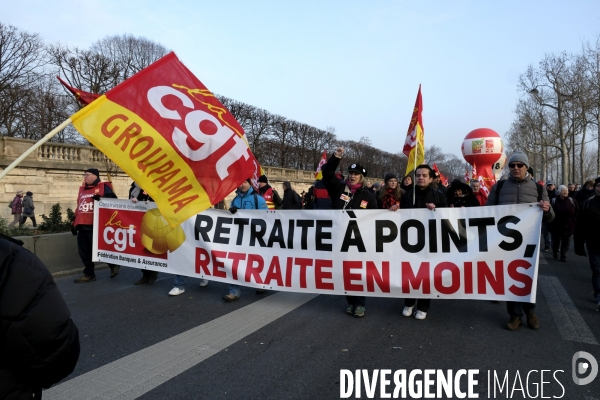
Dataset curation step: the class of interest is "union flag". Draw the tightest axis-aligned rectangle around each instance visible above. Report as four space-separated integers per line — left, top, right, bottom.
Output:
403 85 425 175
70 52 261 227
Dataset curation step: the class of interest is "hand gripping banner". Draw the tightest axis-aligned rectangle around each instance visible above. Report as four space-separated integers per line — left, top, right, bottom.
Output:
71 52 260 227
93 201 543 302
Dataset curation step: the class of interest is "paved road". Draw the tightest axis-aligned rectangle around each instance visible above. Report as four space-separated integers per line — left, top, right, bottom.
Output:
43 251 600 399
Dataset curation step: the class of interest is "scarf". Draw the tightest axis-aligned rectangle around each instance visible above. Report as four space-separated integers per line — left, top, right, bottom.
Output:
346 180 362 194
381 189 399 209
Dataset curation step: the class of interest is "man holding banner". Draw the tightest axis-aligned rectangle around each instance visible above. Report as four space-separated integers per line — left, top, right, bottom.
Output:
487 151 554 330
401 164 447 320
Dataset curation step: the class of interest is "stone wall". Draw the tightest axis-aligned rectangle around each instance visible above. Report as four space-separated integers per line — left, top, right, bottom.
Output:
1 137 315 223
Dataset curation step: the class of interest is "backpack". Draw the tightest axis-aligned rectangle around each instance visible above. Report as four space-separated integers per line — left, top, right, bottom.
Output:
494 179 543 204
8 199 14 208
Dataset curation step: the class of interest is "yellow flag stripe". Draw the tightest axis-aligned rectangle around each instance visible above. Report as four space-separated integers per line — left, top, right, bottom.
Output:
71 96 211 227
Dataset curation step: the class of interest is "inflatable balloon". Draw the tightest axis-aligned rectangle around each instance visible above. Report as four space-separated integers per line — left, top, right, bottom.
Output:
461 128 503 193
492 153 507 179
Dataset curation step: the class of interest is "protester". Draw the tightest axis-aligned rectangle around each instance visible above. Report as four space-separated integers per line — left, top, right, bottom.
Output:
432 172 447 194
401 164 447 320
0 233 80 398
550 185 578 262
72 168 120 283
470 179 488 206
223 178 268 301
446 179 480 208
372 182 381 196
377 172 402 211
568 183 576 198
400 175 413 192
313 178 335 209
303 186 315 209
282 181 302 209
575 179 595 208
546 181 556 200
8 190 23 228
322 147 377 317
574 177 600 312
257 174 282 210
575 183 581 191
486 151 554 330
19 191 37 228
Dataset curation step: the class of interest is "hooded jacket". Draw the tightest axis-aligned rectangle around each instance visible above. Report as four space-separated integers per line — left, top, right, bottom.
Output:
282 181 302 209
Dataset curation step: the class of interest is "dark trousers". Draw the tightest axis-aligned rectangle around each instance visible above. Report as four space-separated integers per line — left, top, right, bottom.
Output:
589 251 600 302
346 296 365 307
141 270 158 278
405 298 431 312
541 222 551 248
507 301 535 317
77 229 116 277
20 215 37 227
551 232 571 259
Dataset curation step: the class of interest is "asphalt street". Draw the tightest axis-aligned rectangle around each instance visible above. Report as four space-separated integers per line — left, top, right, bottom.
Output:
43 250 600 400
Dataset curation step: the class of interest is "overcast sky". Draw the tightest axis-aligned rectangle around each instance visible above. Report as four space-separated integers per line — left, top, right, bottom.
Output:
3 0 600 159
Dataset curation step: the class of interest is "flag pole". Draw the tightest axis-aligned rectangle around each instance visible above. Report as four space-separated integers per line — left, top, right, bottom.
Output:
412 139 418 205
0 118 72 181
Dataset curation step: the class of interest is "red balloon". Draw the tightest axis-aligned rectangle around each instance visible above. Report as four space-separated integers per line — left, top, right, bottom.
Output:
461 128 503 167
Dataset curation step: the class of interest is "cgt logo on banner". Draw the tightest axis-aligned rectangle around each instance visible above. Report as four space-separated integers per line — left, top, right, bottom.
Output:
94 200 543 301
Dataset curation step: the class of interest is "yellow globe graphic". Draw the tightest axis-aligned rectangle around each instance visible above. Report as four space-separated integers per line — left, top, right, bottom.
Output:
140 208 186 254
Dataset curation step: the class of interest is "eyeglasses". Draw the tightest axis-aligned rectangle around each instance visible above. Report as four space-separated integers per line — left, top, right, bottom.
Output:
508 163 525 169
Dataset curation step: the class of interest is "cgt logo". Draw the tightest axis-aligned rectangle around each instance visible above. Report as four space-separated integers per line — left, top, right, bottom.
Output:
104 211 136 251
572 351 598 385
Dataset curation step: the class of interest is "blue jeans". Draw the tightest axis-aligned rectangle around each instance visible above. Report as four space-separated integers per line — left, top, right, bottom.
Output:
228 284 241 297
174 275 186 288
541 222 551 248
589 251 600 302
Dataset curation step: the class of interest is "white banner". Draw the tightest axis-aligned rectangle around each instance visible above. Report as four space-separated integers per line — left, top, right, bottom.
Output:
93 200 543 301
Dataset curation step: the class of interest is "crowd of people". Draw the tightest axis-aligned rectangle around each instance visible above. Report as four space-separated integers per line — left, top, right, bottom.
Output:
4 148 600 397
64 149 600 327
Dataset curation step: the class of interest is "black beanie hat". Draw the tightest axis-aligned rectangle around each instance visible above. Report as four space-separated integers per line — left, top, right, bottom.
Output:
258 175 268 183
384 172 397 183
84 168 100 178
595 176 600 187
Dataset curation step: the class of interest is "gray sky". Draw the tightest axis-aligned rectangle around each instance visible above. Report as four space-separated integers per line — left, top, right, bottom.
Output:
3 0 600 158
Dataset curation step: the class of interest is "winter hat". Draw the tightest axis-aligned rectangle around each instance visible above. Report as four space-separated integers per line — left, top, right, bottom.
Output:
26 191 33 196
546 180 554 186
384 172 398 183
373 182 381 189
84 168 100 177
347 163 367 177
258 175 268 183
16 190 23 195
507 151 529 167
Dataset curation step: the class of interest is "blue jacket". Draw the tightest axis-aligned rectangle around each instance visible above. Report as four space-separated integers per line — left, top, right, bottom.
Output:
230 187 268 210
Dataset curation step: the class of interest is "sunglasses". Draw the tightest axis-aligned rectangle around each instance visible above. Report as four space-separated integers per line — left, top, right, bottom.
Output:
508 163 525 169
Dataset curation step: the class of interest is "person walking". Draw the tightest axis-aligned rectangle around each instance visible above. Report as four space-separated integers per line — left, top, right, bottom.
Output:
377 172 402 211
550 185 578 262
19 191 37 227
257 174 283 210
447 179 480 208
322 147 377 318
222 178 268 301
470 179 488 206
72 168 120 283
401 164 448 320
281 181 302 209
8 190 23 228
486 151 554 330
574 177 600 311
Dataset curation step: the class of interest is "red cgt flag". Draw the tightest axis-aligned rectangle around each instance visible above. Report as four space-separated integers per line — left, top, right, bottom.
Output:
57 76 101 106
70 52 261 227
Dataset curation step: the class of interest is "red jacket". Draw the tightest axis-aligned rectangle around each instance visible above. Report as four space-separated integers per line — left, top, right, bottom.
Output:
74 181 115 227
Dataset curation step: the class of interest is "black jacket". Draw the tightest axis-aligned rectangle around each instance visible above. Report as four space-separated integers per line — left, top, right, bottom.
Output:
575 196 600 254
0 235 80 398
282 181 302 209
321 155 377 210
402 185 448 209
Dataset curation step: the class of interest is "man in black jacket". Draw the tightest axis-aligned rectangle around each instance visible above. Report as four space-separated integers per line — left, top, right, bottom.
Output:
400 164 448 321
0 233 80 398
574 177 600 311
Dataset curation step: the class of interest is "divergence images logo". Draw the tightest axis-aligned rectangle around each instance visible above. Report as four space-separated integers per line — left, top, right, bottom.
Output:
572 351 598 385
